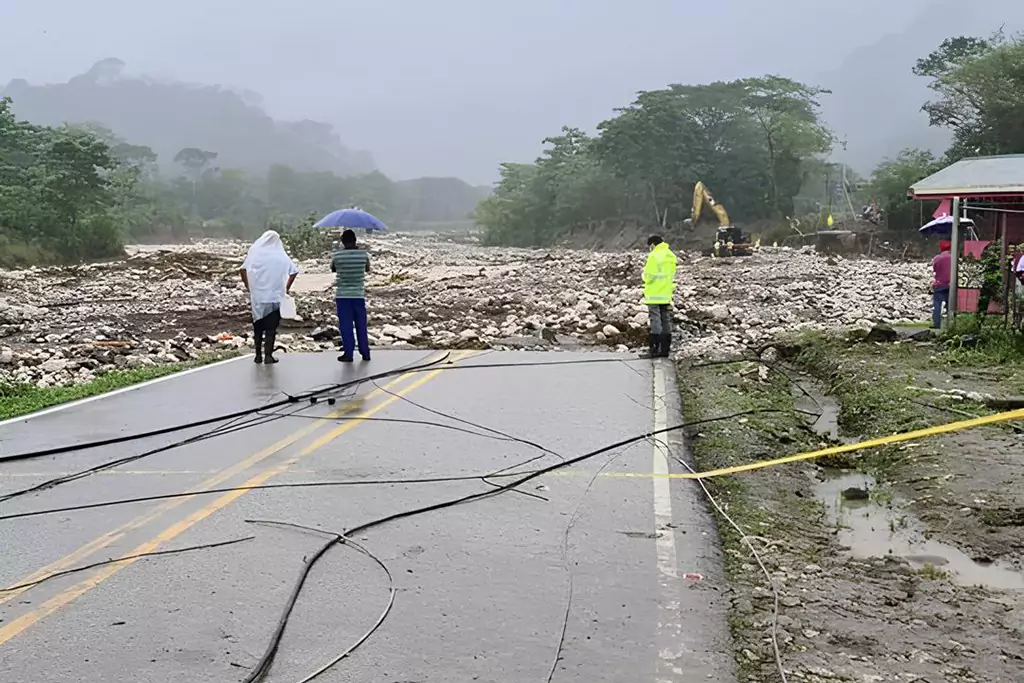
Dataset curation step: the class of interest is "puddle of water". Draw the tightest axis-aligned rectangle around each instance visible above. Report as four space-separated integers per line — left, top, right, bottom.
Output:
815 472 1024 591
791 380 841 440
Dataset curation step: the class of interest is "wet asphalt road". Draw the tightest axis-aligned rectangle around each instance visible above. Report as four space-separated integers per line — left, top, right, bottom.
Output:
0 350 734 682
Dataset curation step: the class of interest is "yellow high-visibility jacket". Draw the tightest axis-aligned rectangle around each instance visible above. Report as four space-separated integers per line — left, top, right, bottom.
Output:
643 242 677 305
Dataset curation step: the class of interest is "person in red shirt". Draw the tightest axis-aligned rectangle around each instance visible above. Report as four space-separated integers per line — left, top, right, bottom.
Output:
931 240 952 329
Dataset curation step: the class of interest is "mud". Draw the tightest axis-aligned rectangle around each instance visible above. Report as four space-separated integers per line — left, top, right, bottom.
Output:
684 357 1024 683
815 471 1024 590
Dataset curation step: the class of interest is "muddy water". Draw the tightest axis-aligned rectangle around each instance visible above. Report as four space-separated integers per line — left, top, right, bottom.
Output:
792 379 842 441
816 472 1024 590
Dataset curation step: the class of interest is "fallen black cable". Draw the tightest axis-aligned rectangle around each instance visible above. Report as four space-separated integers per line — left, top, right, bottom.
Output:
0 352 451 465
239 409 792 681
243 520 397 683
0 354 633 469
0 405 307 503
368 378 567 495
241 532 338 683
0 356 436 500
0 536 253 593
0 409 787 522
0 390 336 502
257 408 555 501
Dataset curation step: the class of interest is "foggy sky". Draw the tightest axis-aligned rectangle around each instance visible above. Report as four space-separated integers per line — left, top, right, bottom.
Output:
0 0 940 183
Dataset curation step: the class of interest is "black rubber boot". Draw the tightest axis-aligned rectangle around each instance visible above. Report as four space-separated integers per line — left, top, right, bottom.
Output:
264 330 279 364
253 327 264 364
658 334 672 358
638 334 659 359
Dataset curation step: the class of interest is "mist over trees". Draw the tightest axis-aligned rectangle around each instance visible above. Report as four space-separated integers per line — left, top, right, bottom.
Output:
0 61 489 267
478 31 1024 246
2 59 375 177
4 28 1024 264
476 76 834 246
0 103 487 267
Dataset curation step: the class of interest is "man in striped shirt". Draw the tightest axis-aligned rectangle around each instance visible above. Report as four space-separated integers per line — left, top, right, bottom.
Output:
331 229 371 362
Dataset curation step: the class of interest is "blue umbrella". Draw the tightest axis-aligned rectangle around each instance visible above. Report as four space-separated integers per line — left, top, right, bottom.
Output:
919 215 974 236
314 209 388 232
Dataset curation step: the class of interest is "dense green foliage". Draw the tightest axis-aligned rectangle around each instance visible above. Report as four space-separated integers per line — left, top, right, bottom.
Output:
0 97 123 264
914 32 1024 160
476 76 834 246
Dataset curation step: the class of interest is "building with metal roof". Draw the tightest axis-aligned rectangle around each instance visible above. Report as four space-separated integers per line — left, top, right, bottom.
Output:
909 154 1024 324
910 155 1024 199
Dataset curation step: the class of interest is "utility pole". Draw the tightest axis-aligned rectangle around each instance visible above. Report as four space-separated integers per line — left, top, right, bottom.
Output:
948 197 961 325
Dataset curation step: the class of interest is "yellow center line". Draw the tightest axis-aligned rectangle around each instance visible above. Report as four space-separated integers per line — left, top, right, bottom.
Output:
0 355 444 609
0 354 462 645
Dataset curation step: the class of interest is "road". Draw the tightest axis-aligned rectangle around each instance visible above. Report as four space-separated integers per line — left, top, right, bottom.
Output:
0 350 734 682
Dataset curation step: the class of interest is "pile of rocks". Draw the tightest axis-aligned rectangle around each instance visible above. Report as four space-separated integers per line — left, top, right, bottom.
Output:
0 234 932 388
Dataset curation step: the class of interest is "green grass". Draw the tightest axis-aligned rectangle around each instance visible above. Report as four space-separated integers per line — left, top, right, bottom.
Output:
0 352 238 420
941 316 1024 366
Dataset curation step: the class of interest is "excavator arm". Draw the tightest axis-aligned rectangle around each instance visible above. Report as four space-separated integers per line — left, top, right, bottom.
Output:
691 181 730 228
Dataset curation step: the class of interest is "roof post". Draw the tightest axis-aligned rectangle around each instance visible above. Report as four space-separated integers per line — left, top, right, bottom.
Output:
948 196 961 325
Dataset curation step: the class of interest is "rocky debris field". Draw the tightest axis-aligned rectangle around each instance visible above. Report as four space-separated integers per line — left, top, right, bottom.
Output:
0 233 932 388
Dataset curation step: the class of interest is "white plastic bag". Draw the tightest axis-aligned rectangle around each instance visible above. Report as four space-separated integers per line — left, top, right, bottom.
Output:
279 294 299 320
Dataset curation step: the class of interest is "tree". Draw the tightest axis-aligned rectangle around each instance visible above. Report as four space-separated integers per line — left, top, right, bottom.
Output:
867 148 941 233
914 32 1024 160
0 98 124 263
174 147 218 216
739 76 833 217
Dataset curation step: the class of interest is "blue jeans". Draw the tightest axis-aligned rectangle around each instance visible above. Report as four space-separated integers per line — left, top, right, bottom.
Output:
932 287 949 329
336 298 370 359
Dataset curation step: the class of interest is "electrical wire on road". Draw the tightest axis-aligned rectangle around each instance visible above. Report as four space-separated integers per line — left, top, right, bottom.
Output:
0 401 314 503
0 352 453 466
0 536 254 593
0 354 635 466
0 409 790 524
242 519 397 683
230 404 795 682
0 354 641 506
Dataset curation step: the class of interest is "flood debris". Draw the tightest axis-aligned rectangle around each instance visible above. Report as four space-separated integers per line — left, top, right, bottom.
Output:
1 234 932 388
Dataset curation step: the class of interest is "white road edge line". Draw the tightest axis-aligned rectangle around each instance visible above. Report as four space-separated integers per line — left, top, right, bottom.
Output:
0 354 246 428
652 361 679 579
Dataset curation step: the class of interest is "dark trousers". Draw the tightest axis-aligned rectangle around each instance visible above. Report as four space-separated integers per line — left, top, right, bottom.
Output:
253 309 281 356
336 298 370 359
648 304 672 335
932 287 949 329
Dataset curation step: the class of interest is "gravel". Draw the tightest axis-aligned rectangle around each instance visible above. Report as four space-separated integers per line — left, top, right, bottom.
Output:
0 234 932 388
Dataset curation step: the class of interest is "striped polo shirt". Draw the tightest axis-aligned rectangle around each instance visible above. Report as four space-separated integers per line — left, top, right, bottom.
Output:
331 248 370 299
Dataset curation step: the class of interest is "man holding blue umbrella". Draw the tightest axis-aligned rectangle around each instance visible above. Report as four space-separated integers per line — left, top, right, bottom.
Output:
314 208 387 362
331 229 372 362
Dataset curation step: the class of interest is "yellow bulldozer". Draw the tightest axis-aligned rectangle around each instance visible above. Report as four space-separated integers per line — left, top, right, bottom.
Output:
685 181 758 257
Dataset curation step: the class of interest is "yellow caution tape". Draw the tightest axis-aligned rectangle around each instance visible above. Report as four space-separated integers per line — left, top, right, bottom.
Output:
680 407 1024 480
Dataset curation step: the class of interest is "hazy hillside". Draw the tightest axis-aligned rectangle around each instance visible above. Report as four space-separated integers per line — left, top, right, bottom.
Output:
1 58 375 176
818 0 1024 171
393 177 492 224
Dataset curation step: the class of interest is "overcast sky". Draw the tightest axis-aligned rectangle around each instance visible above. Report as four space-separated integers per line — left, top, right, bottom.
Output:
2 0 935 183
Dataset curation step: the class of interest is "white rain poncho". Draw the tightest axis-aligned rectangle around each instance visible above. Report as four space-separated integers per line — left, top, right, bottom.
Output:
241 230 300 322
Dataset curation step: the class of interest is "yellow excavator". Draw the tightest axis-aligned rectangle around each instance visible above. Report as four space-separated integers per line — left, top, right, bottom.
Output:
686 181 757 257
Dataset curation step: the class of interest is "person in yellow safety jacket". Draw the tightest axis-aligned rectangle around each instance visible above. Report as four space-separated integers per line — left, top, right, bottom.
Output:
641 235 677 358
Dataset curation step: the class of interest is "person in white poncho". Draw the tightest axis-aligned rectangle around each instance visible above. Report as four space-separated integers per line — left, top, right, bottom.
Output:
239 230 300 364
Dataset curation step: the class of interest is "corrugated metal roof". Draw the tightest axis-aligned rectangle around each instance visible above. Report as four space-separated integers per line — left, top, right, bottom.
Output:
910 155 1024 197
